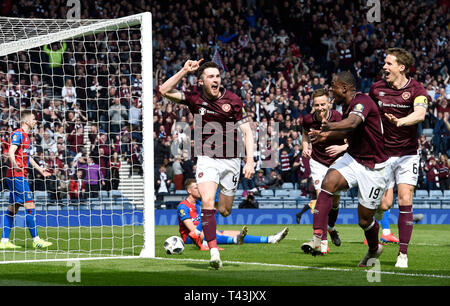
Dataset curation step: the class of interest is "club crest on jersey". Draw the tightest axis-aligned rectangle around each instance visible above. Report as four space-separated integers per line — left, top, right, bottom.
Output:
402 92 411 100
199 107 206 115
222 103 231 112
353 103 364 112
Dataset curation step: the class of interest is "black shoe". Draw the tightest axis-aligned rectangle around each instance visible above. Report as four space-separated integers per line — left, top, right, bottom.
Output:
329 229 341 247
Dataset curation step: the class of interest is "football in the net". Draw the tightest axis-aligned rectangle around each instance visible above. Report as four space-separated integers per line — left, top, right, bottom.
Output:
164 236 185 255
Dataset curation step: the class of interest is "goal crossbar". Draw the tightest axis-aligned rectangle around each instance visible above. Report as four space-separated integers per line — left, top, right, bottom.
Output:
0 13 144 56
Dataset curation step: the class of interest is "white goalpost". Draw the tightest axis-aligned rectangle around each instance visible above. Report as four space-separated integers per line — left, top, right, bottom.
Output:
0 12 154 262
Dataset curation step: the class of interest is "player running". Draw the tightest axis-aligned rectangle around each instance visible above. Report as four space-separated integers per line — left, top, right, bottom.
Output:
159 59 255 269
307 71 391 267
177 179 288 249
298 88 348 254
369 48 428 268
0 110 53 249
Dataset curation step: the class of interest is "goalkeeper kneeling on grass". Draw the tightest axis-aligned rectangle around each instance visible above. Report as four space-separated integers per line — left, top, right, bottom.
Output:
177 179 288 250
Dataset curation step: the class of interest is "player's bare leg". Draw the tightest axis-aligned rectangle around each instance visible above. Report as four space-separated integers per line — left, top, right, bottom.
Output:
217 192 235 217
395 183 414 268
358 204 383 267
198 181 222 269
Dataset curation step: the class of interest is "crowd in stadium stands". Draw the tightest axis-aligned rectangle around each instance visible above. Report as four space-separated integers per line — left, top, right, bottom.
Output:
0 0 449 203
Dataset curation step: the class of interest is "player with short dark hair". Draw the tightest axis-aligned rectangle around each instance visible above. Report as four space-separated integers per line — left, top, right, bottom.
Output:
298 88 348 254
307 71 391 267
0 110 53 249
159 59 255 269
369 47 428 268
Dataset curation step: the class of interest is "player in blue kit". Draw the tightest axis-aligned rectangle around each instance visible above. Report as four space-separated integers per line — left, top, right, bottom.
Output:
177 179 288 250
0 110 53 249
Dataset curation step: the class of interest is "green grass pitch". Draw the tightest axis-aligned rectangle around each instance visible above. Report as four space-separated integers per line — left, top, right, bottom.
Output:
0 224 449 286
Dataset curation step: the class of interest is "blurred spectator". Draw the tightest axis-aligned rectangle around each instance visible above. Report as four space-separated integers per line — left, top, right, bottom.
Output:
128 138 143 177
77 155 105 198
109 96 128 141
43 42 67 94
239 193 259 209
424 156 440 192
69 169 86 201
66 126 84 157
61 78 77 108
155 165 171 200
265 169 283 189
40 129 57 153
438 154 449 191
109 151 121 190
172 156 183 191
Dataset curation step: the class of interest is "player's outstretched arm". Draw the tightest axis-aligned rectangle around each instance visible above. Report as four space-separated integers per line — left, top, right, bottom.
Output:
325 143 348 157
321 114 362 132
385 104 427 127
159 59 204 103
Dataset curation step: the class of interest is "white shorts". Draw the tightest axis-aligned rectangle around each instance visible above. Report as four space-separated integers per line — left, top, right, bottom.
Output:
196 156 241 197
330 153 391 210
310 158 341 195
386 155 420 189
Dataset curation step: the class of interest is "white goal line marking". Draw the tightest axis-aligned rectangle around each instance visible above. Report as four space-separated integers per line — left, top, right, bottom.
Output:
154 257 450 280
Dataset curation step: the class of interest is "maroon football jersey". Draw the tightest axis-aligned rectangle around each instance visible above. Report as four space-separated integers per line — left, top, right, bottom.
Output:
344 93 388 169
369 78 428 157
303 110 346 167
181 88 248 158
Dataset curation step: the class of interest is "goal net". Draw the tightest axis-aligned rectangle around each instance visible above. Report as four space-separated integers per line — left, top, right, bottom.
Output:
0 13 154 262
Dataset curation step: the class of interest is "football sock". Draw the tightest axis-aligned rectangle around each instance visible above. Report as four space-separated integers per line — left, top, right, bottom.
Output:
363 220 379 253
398 205 413 254
216 234 268 244
217 235 233 244
1 210 15 240
245 235 269 244
313 190 333 239
380 209 391 231
25 208 38 239
201 209 218 249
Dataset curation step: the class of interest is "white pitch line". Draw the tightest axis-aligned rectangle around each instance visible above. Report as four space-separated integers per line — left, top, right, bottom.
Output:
154 256 450 279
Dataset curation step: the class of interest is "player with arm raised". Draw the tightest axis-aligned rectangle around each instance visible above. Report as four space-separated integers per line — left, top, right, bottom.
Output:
298 88 348 254
159 60 255 269
369 48 428 268
307 71 390 267
0 110 53 249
